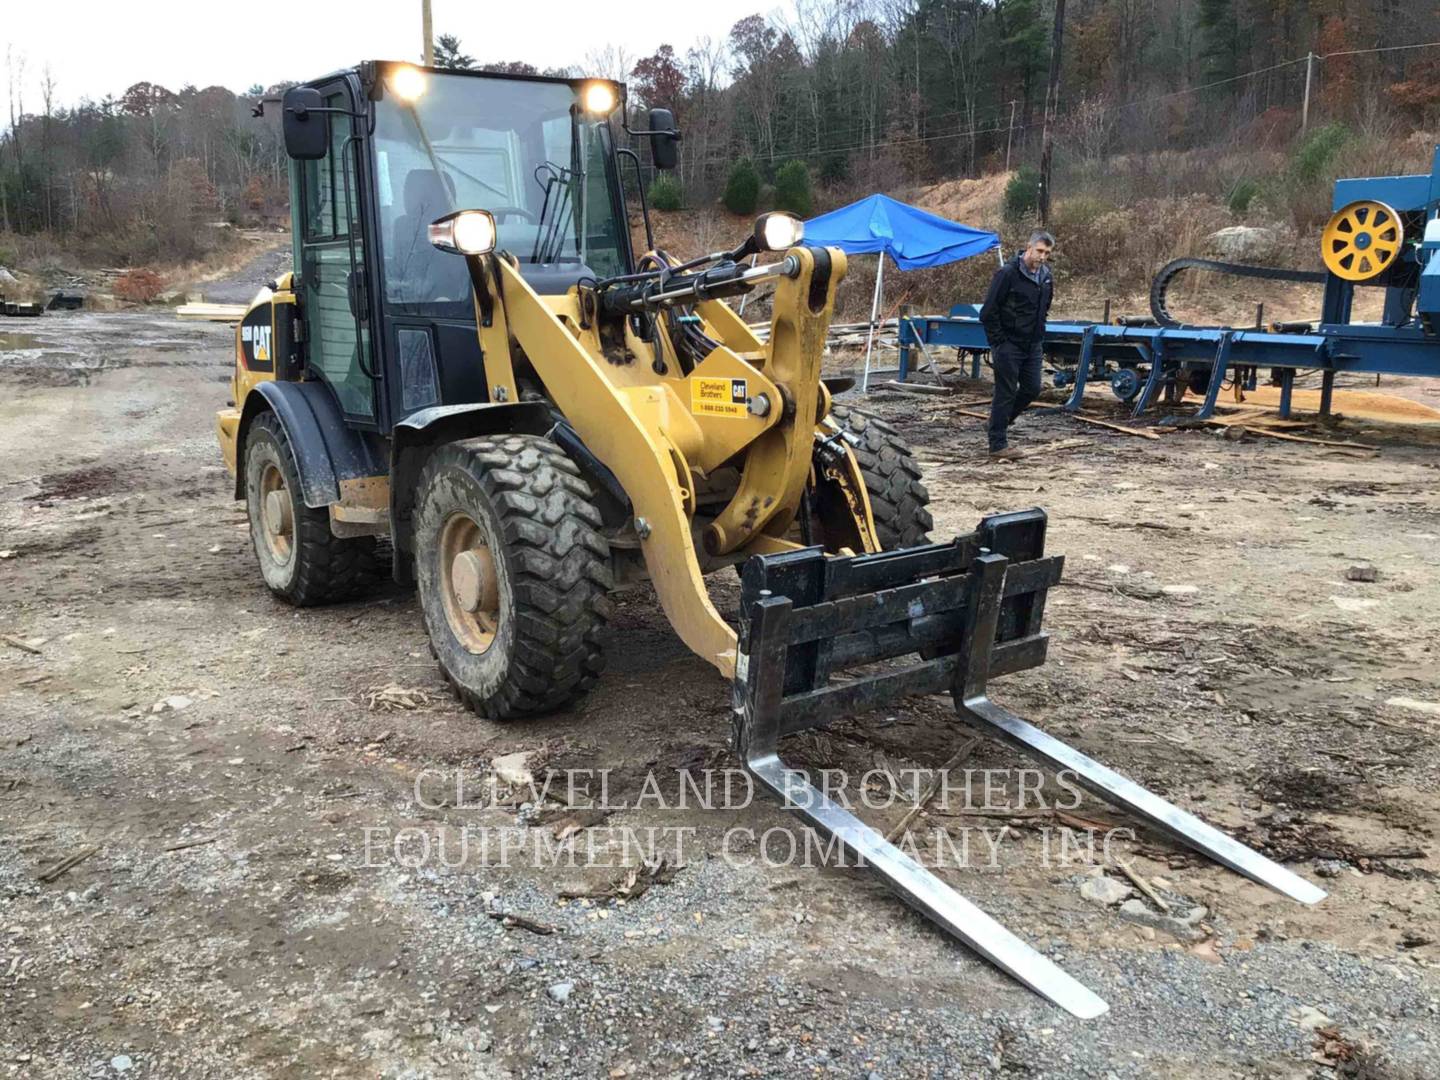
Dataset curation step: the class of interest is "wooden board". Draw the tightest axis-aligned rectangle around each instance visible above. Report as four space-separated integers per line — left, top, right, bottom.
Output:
177 303 247 322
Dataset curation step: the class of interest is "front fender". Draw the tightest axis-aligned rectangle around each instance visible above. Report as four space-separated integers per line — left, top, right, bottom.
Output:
234 381 386 508
389 401 557 559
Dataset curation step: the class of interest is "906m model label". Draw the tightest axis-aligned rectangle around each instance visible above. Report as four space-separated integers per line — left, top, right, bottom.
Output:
692 376 748 418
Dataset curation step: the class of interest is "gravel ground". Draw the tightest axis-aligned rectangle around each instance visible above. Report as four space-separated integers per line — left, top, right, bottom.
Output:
1 269 1439 1078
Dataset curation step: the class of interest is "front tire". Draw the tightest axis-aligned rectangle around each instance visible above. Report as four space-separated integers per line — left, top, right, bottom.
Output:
243 411 383 605
828 404 933 549
414 435 612 720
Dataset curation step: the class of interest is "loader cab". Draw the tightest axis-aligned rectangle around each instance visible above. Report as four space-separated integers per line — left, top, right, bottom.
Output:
281 63 653 432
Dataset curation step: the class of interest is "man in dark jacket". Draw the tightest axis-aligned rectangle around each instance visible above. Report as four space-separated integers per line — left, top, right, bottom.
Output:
979 230 1054 460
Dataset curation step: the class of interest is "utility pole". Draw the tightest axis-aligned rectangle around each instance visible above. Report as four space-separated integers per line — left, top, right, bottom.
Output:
1004 100 1017 172
421 0 434 66
1038 0 1066 225
1301 51 1315 132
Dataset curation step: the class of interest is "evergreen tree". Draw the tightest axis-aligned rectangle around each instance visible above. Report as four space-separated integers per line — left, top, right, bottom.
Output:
773 161 812 216
434 34 476 71
723 159 761 215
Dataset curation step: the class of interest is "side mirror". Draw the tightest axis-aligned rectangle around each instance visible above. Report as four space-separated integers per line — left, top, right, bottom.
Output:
282 87 330 160
648 108 680 171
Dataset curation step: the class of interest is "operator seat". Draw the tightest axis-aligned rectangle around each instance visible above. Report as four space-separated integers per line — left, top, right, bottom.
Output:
391 169 468 303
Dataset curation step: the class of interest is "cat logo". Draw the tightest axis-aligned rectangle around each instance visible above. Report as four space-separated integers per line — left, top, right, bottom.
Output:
240 319 275 372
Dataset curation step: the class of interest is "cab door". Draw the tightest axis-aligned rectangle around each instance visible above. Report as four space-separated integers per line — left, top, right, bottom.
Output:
293 78 380 426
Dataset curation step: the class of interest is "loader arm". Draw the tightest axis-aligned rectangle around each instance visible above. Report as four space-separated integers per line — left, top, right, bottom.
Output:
466 246 848 678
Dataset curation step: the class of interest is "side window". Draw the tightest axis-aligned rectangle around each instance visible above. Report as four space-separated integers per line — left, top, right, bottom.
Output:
302 94 353 241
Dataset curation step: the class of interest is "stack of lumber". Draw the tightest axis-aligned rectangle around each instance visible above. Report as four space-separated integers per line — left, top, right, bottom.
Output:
176 303 247 322
746 318 899 347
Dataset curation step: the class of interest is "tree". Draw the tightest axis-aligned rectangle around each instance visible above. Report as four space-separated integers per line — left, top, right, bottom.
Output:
486 60 538 76
648 174 682 211
1003 164 1042 221
631 46 685 111
119 81 175 117
434 33 476 71
773 160 812 215
1196 0 1239 87
997 0 1050 128
723 159 760 214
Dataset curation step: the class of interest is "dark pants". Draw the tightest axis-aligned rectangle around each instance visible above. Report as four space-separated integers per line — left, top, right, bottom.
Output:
987 341 1044 451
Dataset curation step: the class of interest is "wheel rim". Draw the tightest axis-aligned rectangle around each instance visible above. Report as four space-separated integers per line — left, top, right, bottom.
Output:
438 512 501 654
1322 200 1402 281
258 462 294 565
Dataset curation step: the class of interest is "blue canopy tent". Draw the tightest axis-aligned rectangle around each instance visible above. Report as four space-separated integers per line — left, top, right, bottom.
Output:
803 194 1000 389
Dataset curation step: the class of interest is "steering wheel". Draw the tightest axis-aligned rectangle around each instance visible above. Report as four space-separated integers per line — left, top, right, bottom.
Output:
488 206 538 224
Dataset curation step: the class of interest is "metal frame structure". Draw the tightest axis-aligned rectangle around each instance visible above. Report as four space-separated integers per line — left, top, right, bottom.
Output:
896 147 1440 421
733 509 1323 1018
898 308 1439 421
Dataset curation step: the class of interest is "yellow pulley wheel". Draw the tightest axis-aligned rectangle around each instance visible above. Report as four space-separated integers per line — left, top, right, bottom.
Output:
1322 200 1403 281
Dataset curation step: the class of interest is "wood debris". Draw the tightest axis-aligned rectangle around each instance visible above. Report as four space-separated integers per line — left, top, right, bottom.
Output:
364 684 432 711
885 737 981 843
488 910 559 935
2 634 43 655
36 844 100 883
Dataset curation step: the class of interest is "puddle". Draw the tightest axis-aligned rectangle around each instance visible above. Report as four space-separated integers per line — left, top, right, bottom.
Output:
0 311 227 383
0 330 42 351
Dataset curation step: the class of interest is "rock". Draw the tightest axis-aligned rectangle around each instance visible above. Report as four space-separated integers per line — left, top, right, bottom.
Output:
1117 900 1209 941
1206 225 1279 262
1080 874 1133 907
492 751 534 788
110 1055 133 1073
152 695 193 713
547 980 574 1003
1189 939 1222 964
1292 1005 1331 1031
1345 564 1378 582
0 267 19 286
1161 584 1200 596
1314 859 1348 878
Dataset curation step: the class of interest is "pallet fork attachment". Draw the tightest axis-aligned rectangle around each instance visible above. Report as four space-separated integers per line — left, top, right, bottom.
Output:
732 510 1325 1018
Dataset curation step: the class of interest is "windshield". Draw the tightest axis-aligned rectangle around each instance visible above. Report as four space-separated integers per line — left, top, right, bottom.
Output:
373 71 627 309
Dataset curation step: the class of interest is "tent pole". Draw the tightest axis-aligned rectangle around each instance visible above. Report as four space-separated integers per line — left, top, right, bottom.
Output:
737 254 758 316
862 255 885 391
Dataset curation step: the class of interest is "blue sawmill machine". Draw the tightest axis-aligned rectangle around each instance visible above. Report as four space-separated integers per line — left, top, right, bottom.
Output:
898 146 1440 421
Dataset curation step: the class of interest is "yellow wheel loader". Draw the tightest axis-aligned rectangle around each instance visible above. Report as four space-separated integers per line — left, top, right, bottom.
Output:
217 62 1324 1018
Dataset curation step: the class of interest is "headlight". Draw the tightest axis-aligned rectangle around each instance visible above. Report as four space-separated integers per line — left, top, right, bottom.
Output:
755 211 804 252
581 82 617 116
390 65 427 103
429 210 497 256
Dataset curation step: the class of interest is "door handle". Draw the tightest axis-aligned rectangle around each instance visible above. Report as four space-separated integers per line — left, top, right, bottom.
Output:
346 269 369 322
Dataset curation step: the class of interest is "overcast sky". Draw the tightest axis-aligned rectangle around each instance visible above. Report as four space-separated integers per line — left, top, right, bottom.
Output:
1 0 782 117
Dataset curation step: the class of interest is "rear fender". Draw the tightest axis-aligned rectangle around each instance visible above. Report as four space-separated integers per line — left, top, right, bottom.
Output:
234 381 386 508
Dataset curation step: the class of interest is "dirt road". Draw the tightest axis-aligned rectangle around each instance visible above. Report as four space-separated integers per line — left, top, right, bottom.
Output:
2 299 1438 1078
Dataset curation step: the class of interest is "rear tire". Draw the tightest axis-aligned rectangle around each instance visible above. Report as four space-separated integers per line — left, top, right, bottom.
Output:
828 404 933 549
414 435 612 720
243 411 384 605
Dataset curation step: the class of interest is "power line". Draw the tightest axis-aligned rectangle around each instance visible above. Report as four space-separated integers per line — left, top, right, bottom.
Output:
672 39 1440 173
1321 39 1440 60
